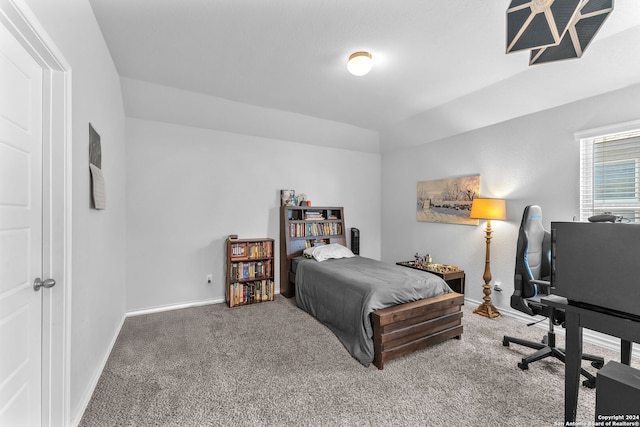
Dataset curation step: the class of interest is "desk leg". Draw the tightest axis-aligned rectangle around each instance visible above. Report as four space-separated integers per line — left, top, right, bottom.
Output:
621 340 633 365
565 311 582 424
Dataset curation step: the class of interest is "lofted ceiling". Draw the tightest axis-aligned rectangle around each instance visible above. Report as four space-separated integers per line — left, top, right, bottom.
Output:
89 0 640 149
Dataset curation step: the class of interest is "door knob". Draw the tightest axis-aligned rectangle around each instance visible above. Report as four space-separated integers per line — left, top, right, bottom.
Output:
33 277 56 291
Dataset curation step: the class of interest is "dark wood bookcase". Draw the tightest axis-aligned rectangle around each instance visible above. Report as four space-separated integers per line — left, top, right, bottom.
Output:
279 206 346 297
225 237 275 307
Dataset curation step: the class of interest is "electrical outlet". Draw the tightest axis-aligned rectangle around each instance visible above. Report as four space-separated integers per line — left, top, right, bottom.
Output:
206 274 213 284
494 281 502 292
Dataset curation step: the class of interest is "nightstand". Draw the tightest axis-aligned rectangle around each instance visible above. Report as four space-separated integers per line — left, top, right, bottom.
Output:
396 261 465 295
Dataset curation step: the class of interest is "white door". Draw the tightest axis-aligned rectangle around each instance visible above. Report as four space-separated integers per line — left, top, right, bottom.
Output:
0 18 45 426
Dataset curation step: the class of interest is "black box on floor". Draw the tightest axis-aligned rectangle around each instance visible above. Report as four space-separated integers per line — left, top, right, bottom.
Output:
596 361 640 421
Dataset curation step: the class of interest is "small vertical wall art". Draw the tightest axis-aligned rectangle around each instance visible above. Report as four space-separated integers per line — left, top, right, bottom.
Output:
89 123 106 209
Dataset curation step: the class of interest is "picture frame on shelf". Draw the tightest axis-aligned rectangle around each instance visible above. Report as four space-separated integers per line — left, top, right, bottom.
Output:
280 189 296 206
230 242 247 258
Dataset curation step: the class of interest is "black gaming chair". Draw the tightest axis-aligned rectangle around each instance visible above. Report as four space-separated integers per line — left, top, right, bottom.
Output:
502 205 604 388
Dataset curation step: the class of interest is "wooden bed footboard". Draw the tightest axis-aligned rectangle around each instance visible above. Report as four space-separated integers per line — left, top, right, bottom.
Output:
371 292 464 369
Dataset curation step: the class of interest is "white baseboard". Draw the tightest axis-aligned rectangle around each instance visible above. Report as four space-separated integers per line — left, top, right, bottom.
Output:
72 313 126 427
126 298 225 318
72 298 226 425
465 297 639 360
73 294 635 426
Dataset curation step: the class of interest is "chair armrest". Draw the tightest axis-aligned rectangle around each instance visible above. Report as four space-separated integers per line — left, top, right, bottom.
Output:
530 279 552 294
530 279 550 287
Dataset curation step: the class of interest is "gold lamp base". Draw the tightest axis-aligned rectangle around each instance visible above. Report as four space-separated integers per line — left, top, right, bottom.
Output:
469 199 506 320
474 301 501 318
474 283 501 318
474 304 500 319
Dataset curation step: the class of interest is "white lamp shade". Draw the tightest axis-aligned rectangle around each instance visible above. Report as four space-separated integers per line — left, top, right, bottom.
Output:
347 51 373 76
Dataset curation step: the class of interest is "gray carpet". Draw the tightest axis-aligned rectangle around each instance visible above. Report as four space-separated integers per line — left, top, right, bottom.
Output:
79 296 613 426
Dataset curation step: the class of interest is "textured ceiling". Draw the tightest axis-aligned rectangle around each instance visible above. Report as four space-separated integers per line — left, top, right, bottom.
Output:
89 0 640 143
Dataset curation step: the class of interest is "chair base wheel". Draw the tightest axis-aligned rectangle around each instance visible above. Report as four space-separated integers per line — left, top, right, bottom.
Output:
503 333 603 388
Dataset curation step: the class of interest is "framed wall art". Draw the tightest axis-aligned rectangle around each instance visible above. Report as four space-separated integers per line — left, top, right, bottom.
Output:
417 175 480 225
89 123 106 210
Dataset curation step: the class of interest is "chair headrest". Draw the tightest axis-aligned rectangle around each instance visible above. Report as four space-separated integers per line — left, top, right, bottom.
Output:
523 205 544 234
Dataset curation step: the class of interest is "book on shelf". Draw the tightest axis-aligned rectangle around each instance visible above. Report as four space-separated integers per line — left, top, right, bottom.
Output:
231 243 246 258
229 279 274 306
304 211 325 220
230 240 273 260
289 222 342 238
248 243 263 258
305 239 329 248
231 259 273 280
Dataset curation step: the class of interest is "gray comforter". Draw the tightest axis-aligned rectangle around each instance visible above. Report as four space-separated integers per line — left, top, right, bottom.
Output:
294 256 452 366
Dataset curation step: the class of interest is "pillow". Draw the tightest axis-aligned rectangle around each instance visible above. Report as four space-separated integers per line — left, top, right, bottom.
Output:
303 243 355 262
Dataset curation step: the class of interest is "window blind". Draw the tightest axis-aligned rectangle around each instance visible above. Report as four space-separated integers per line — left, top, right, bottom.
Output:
579 130 640 223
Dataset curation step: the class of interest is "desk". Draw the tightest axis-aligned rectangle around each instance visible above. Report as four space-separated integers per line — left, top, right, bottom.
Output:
542 295 640 424
396 261 465 294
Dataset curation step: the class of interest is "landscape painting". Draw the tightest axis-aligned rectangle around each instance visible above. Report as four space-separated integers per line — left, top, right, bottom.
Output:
417 175 480 225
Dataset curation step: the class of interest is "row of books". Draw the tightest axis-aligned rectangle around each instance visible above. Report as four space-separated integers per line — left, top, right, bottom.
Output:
304 239 329 249
289 222 342 238
230 260 273 280
288 211 341 221
230 241 274 259
230 243 245 257
230 280 274 306
304 210 324 220
247 241 273 258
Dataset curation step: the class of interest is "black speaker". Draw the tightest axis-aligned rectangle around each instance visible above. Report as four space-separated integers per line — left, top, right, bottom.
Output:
596 361 640 421
351 227 360 255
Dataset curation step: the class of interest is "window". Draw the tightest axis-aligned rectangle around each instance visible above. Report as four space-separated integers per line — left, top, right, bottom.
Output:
578 122 640 223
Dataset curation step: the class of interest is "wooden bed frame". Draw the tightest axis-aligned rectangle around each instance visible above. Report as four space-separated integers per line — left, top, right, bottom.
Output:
280 205 464 369
371 292 463 369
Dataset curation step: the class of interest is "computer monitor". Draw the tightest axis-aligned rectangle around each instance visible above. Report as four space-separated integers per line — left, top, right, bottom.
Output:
551 221 640 318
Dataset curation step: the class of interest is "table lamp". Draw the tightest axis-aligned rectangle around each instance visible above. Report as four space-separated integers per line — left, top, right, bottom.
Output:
470 198 507 319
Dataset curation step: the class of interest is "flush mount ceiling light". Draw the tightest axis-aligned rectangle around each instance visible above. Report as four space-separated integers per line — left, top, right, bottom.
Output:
347 51 373 76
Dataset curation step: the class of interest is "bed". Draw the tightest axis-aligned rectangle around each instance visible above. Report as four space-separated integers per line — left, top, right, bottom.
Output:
291 245 464 369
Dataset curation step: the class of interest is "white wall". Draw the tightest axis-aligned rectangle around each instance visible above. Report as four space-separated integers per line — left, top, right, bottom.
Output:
121 77 380 153
381 83 640 311
18 1 640 421
126 118 381 312
23 0 127 423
